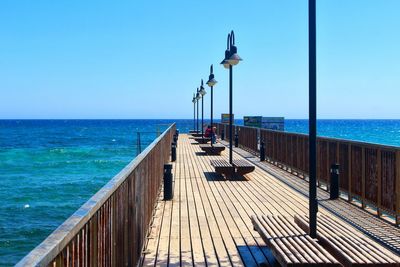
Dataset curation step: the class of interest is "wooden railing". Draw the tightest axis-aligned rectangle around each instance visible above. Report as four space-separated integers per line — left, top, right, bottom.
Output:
215 122 400 224
17 123 176 267
216 123 236 143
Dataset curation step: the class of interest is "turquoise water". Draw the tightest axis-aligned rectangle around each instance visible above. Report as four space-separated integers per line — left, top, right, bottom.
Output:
1 119 400 266
0 120 173 266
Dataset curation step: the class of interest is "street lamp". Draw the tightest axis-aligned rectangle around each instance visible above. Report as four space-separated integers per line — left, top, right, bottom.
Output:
192 94 196 132
199 80 207 140
206 64 217 146
195 88 201 132
308 0 318 238
221 30 242 165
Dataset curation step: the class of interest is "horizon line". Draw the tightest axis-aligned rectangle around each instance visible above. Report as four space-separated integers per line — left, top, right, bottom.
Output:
1 118 400 121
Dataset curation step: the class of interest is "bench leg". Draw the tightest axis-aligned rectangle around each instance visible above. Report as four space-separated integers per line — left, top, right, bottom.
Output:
236 167 255 176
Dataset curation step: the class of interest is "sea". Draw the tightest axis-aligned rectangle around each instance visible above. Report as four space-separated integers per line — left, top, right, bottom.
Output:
1 119 400 266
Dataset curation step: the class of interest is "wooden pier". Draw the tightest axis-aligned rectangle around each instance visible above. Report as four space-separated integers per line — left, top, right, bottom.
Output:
17 125 400 267
141 134 400 266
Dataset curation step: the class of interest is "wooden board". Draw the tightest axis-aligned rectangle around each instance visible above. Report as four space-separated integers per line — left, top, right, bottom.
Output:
251 215 340 266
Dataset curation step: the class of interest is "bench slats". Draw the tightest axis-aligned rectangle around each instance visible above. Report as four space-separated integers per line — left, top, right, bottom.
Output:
251 215 341 266
193 137 211 144
233 159 254 168
211 159 255 178
210 160 231 167
295 214 400 266
199 144 225 155
318 215 398 264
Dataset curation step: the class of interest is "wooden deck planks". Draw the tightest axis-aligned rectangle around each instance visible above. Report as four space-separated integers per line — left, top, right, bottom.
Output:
168 150 181 267
155 194 173 266
141 134 400 267
141 193 165 267
184 142 207 266
180 149 193 267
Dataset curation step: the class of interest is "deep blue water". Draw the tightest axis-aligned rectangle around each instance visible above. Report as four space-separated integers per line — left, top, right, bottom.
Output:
286 119 400 146
1 119 400 265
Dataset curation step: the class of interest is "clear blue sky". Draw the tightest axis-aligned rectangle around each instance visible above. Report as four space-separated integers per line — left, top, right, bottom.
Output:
1 0 399 119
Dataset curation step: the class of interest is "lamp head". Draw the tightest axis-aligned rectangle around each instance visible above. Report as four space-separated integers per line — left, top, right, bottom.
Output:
220 50 231 69
199 79 206 96
227 31 242 66
206 65 217 87
196 88 201 100
207 76 217 87
192 93 196 103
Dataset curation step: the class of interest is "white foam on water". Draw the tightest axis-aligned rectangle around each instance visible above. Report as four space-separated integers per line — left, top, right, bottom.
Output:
24 204 30 209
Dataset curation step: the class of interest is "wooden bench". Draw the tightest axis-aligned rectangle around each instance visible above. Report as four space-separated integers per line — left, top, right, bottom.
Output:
191 133 203 137
199 144 225 155
233 159 255 176
189 130 200 134
193 137 211 144
294 214 400 267
251 214 340 266
210 159 255 178
210 159 235 177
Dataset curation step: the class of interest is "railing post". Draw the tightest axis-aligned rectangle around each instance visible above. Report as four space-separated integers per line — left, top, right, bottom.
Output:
171 143 176 162
164 164 173 200
377 149 382 217
396 150 400 225
260 141 265 161
327 141 330 191
330 163 340 199
221 129 225 140
362 147 366 209
348 144 352 202
173 134 178 147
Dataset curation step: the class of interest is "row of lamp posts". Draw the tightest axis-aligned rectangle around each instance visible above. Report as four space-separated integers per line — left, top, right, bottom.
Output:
190 0 317 238
191 67 218 145
190 30 240 154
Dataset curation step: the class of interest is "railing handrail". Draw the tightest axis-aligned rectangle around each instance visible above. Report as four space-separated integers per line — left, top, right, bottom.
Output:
16 123 176 267
217 122 400 151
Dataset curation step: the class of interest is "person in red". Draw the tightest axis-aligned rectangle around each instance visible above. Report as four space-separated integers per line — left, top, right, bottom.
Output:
204 125 212 138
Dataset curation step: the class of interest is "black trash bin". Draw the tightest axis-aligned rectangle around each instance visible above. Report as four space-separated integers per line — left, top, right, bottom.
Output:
171 143 176 162
164 164 173 200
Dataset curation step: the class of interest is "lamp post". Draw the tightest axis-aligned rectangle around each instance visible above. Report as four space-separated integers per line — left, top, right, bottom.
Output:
206 65 217 146
192 94 196 132
309 0 318 238
221 31 242 164
196 88 201 132
199 80 207 141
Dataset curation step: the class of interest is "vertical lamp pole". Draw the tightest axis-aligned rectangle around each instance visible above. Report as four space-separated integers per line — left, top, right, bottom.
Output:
229 65 233 163
207 65 217 146
192 94 196 132
309 0 318 238
196 88 200 132
221 31 242 164
199 80 207 141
